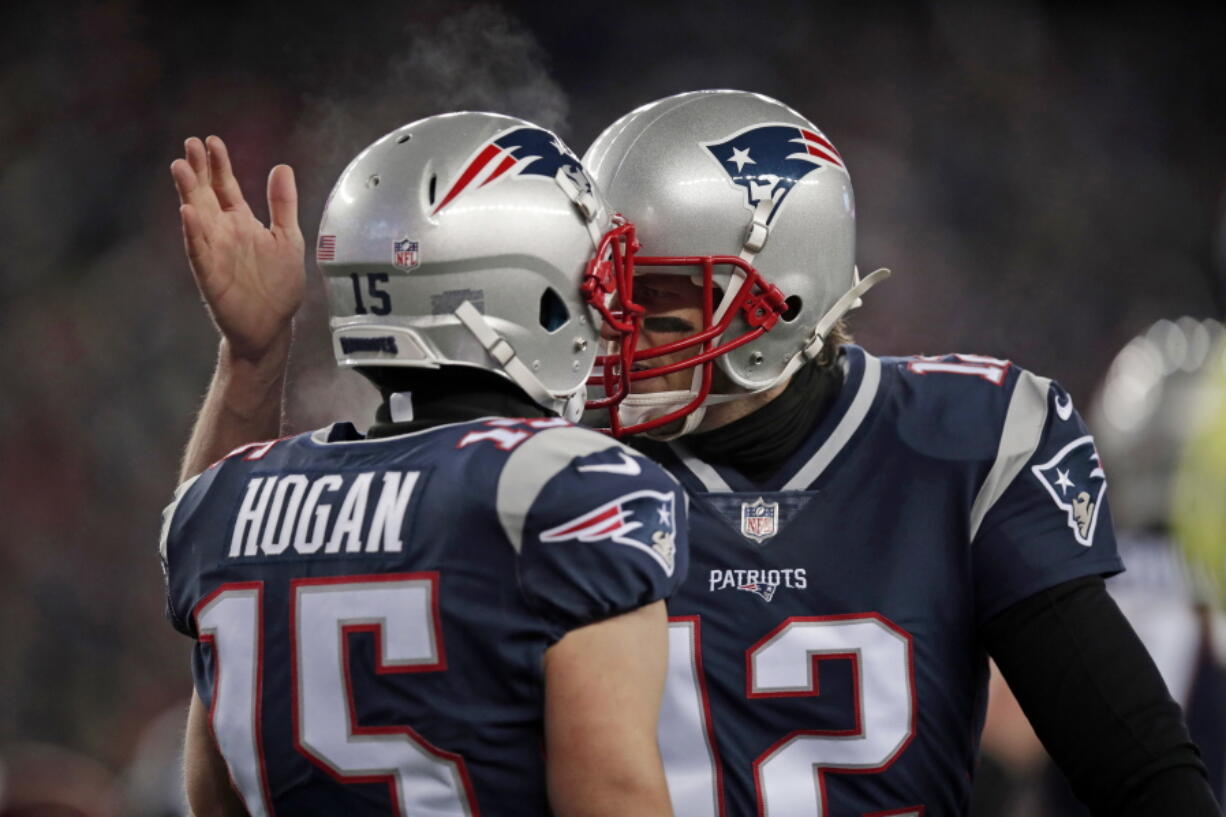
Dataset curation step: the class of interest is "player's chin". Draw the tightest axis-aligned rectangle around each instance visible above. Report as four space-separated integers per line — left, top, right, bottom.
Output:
629 370 690 395
652 416 688 438
629 354 698 393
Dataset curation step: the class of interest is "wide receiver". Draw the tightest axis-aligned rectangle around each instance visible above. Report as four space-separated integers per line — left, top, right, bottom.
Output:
171 92 1221 816
163 115 685 817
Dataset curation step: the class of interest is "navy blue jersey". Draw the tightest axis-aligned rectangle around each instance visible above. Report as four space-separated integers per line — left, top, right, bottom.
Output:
639 346 1123 817
160 416 687 817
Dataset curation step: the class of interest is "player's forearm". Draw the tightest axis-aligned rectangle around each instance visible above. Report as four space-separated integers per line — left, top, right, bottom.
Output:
185 692 251 817
544 602 674 817
986 577 1220 816
179 335 291 482
548 754 673 817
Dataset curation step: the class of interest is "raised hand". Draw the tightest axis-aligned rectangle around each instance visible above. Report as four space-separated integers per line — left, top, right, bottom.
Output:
170 136 305 363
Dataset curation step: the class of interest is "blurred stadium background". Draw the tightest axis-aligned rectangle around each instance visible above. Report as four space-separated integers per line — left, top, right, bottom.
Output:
2 1 1225 813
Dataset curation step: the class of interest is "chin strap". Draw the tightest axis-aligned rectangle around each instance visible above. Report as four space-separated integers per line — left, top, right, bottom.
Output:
800 267 891 361
615 365 766 441
554 167 605 248
617 400 708 441
447 169 601 424
453 300 584 422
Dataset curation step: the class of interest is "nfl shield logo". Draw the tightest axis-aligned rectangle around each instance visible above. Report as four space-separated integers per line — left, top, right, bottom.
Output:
740 497 779 543
393 237 420 270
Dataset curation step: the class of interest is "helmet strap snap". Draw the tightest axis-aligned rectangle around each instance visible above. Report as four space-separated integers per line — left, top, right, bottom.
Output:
739 195 775 263
554 167 605 248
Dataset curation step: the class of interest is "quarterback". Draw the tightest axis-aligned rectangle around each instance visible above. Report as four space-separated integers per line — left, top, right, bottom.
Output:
578 90 1218 816
163 115 686 816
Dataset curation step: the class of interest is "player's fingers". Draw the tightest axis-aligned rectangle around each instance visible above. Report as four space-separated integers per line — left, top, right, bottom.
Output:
206 135 248 212
185 137 211 188
267 164 301 239
170 158 198 204
180 204 211 270
182 137 222 220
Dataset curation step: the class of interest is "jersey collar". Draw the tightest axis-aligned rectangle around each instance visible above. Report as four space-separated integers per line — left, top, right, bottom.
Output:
306 416 503 446
663 345 883 493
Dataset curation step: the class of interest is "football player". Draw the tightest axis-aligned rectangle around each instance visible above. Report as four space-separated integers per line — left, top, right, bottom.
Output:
577 90 1219 816
168 92 1222 816
163 114 686 817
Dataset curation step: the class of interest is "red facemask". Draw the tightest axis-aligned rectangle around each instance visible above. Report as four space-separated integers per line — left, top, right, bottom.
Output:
581 220 789 437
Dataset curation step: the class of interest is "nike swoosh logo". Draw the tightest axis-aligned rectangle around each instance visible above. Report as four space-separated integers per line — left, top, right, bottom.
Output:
577 452 642 476
1055 393 1073 421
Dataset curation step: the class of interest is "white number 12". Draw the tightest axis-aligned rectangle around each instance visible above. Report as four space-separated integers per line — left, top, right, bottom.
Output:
659 614 919 817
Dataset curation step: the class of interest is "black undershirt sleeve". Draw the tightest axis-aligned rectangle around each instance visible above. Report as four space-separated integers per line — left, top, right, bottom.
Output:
982 576 1221 816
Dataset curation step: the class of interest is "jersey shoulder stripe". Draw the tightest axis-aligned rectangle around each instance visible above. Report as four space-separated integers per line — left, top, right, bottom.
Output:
876 353 1066 540
969 369 1052 539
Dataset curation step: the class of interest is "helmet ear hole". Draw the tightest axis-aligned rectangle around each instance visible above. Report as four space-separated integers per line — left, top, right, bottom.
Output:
428 174 438 206
782 295 803 322
539 287 570 332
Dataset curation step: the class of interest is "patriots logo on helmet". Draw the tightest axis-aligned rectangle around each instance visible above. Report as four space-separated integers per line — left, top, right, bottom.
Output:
1031 435 1108 546
432 127 591 215
701 123 846 225
737 582 779 602
540 489 677 575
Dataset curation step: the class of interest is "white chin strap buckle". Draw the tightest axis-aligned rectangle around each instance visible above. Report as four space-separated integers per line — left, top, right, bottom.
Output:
739 195 774 263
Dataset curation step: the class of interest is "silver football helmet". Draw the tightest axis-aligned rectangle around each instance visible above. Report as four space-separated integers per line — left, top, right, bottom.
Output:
1090 317 1225 533
582 90 889 437
317 112 642 421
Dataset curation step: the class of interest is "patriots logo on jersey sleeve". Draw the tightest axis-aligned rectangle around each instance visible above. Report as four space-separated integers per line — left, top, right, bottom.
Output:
702 123 845 225
540 489 677 575
1031 435 1108 546
432 127 590 215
